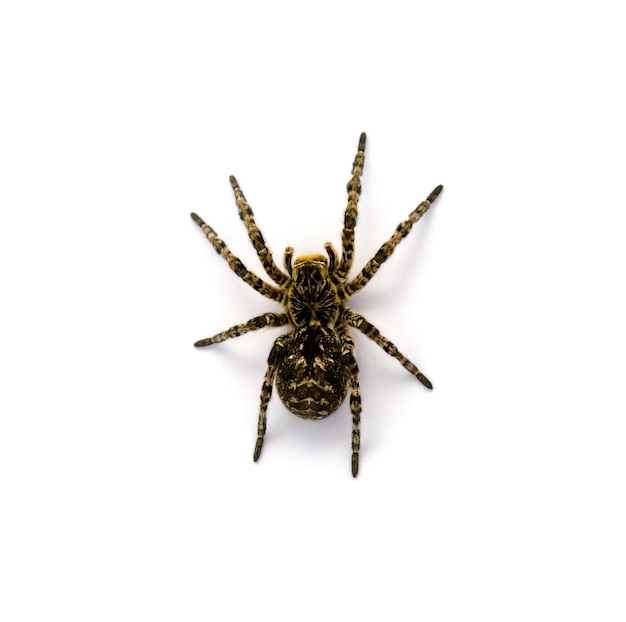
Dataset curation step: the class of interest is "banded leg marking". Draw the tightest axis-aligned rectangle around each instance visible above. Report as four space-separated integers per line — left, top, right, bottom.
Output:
230 175 289 286
336 132 367 281
338 324 361 477
342 309 433 389
342 184 443 298
191 212 282 302
253 336 287 462
194 312 289 347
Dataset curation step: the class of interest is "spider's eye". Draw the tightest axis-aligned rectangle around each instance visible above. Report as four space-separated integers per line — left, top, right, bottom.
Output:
293 253 328 266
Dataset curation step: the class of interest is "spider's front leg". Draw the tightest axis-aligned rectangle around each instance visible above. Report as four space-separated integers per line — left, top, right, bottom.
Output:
253 334 288 463
229 175 289 286
336 133 366 281
342 184 443 298
190 212 282 302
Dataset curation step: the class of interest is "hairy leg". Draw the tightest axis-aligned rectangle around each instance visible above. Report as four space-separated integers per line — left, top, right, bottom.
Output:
342 184 442 298
230 175 288 286
335 133 366 281
342 308 432 389
194 312 289 347
253 335 288 462
191 212 282 302
337 324 362 477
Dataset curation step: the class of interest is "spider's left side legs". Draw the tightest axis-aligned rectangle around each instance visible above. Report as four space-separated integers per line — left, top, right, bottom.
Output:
230 176 289 286
194 312 289 347
191 212 282 302
253 334 288 463
337 324 361 477
342 308 433 389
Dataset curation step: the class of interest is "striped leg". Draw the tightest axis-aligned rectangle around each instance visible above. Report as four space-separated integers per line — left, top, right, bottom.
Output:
337 324 362 477
194 312 289 347
230 175 289 286
342 184 443 298
191 212 282 302
335 133 367 281
253 335 288 462
343 308 432 389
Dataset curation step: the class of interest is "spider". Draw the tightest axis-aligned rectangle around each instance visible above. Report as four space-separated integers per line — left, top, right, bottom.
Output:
191 133 442 477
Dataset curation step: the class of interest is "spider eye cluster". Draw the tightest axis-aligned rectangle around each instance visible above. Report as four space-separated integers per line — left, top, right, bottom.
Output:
293 253 328 266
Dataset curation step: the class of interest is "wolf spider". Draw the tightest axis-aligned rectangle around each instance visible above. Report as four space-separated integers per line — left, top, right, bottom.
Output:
191 133 442 477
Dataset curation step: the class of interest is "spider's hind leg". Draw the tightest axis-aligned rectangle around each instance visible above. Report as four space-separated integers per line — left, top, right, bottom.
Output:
253 334 288 463
191 212 282 302
337 324 362 477
343 308 432 389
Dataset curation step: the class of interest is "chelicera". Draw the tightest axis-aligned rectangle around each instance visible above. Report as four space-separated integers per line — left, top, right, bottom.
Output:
191 133 442 476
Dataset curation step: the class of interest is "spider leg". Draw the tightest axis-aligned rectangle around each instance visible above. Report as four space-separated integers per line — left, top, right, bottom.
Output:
253 334 288 462
283 246 294 276
191 212 283 302
342 184 443 299
230 176 289 286
337 324 362 477
194 312 289 347
335 132 366 281
342 308 433 389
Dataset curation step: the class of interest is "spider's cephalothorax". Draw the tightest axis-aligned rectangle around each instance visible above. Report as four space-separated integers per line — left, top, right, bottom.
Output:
286 254 341 328
191 133 443 477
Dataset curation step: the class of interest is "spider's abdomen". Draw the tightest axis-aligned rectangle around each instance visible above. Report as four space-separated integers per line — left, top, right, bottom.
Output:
276 326 347 420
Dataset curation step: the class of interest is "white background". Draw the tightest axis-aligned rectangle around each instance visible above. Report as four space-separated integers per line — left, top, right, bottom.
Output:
1 1 625 620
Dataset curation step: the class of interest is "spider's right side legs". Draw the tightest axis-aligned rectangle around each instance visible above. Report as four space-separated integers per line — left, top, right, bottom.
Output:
342 184 443 298
335 132 366 281
342 308 433 389
253 334 288 463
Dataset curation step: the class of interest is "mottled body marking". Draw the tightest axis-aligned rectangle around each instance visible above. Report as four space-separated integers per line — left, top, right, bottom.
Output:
191 133 443 476
276 326 347 420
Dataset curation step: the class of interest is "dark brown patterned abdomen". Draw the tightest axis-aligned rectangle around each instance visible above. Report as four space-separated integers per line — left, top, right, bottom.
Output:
276 326 347 419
